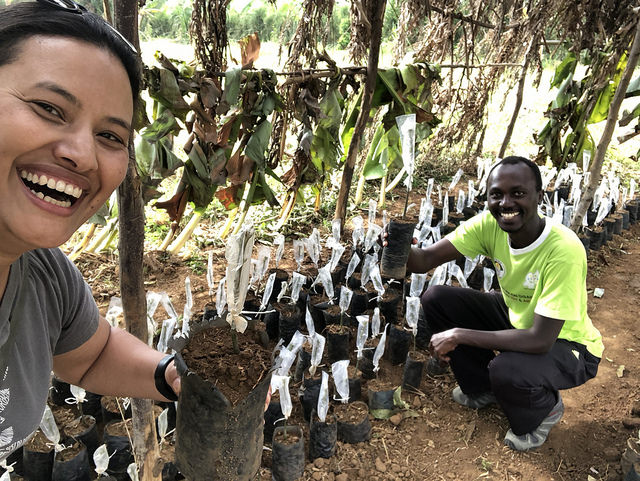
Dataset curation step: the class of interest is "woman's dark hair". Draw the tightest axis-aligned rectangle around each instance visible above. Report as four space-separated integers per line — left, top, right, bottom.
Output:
0 2 141 98
489 155 543 192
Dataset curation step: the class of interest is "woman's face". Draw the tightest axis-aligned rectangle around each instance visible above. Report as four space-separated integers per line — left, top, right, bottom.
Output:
0 35 133 257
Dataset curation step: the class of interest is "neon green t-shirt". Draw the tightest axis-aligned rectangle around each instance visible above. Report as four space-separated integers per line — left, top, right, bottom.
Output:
446 211 604 358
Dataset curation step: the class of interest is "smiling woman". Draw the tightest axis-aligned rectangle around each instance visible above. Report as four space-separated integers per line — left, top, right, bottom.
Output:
0 0 181 462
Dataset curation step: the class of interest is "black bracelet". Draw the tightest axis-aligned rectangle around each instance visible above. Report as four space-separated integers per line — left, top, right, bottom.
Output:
154 354 178 401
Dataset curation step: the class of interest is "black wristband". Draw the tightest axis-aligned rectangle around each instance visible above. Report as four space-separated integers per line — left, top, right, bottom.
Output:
154 354 178 401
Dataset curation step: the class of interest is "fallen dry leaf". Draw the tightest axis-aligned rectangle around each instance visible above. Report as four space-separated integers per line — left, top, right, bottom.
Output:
617 365 626 378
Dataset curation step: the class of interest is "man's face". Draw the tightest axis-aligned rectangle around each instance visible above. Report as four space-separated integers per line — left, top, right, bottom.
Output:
486 162 543 237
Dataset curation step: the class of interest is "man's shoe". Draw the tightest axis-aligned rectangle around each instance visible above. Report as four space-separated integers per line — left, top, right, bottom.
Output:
504 394 564 451
452 386 497 409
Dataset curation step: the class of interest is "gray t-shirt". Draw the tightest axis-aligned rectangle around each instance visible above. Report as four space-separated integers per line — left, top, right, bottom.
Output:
0 248 99 460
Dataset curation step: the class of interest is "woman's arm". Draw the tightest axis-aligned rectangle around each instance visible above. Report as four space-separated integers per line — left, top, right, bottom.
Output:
52 316 180 402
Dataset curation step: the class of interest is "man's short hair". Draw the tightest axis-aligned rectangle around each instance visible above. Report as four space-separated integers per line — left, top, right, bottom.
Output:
488 156 543 192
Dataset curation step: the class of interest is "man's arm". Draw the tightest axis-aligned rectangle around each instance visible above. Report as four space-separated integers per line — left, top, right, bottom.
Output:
429 313 564 361
52 316 180 402
406 238 461 274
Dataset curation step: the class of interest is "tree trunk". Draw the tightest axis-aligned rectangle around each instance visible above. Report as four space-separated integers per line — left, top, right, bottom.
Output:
114 1 161 479
570 18 640 231
334 0 386 232
498 36 536 159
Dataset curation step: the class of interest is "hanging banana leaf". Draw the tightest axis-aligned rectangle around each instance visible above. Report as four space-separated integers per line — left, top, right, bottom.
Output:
589 52 628 124
310 87 344 172
362 124 401 180
145 67 191 120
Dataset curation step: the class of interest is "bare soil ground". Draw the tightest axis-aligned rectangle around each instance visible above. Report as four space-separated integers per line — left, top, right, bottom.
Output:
76 219 640 481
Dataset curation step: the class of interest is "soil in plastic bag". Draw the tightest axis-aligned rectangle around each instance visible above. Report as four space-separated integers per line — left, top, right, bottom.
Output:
52 441 91 481
271 426 305 481
64 415 99 462
309 410 337 460
50 377 72 406
300 375 324 422
325 324 351 364
264 399 285 445
386 325 411 365
274 302 302 345
176 326 272 481
103 420 134 479
367 379 397 411
23 430 54 481
335 401 371 444
378 288 402 325
381 219 416 280
402 351 427 390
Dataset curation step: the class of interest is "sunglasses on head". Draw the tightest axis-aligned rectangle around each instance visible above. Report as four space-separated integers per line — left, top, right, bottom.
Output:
36 0 138 54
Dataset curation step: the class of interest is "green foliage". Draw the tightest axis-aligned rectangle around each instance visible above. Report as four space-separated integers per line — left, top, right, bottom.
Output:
535 50 631 169
346 63 441 185
139 0 191 42
184 252 207 275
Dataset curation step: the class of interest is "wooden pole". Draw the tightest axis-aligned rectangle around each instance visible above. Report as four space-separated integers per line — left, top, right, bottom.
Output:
498 36 537 159
113 0 161 478
570 14 640 231
334 0 386 232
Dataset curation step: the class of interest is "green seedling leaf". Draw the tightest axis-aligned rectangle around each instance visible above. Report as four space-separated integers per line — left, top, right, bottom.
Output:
224 68 243 106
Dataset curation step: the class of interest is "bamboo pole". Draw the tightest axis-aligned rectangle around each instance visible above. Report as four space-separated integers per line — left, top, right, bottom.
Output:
570 15 640 231
113 0 160 478
334 0 386 233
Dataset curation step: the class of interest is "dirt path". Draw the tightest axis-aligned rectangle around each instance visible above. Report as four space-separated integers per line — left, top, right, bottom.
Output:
78 222 640 481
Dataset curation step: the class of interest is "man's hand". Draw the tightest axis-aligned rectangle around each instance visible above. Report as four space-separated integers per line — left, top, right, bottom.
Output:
429 328 459 362
381 228 418 247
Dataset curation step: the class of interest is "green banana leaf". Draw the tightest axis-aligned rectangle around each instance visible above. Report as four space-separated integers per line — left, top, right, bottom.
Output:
146 68 190 120
141 109 180 142
245 120 272 165
224 68 243 107
589 53 627 124
625 75 640 98
362 124 401 180
551 52 577 88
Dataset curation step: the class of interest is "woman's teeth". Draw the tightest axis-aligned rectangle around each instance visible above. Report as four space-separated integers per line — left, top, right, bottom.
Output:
29 189 72 208
20 170 83 198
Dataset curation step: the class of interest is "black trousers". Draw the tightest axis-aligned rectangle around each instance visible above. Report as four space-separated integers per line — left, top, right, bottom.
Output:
420 285 600 435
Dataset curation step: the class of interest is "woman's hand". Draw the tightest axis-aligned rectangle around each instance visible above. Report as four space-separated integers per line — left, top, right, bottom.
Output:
166 360 181 398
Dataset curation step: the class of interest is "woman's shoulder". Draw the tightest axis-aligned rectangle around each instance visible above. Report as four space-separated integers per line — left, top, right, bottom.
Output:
24 248 82 282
